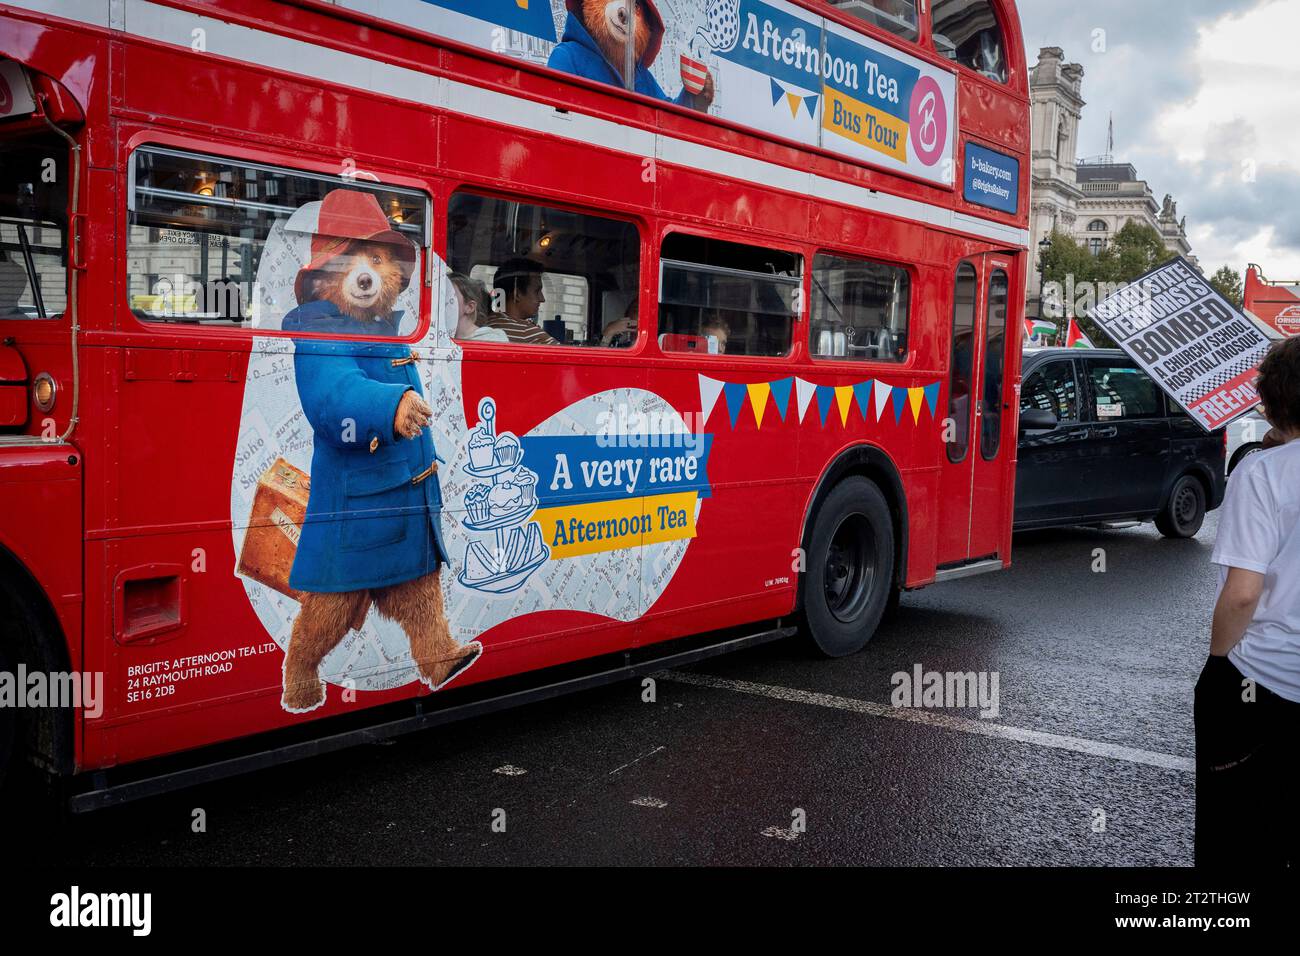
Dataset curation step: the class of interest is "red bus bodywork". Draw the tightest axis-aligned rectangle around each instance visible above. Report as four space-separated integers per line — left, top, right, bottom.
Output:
0 0 1030 785
1245 263 1300 339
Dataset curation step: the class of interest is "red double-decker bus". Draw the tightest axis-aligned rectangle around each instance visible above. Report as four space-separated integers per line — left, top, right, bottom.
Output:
0 0 1029 806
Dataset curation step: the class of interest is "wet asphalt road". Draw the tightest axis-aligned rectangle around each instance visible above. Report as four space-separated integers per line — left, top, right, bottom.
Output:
33 510 1223 867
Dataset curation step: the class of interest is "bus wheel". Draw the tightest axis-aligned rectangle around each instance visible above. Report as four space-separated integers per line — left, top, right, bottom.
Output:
803 477 895 657
0 641 13 791
1156 474 1206 539
1228 442 1263 476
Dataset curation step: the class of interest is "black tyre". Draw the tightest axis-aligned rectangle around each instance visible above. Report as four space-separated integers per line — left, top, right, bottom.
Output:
0 641 13 792
1155 474 1206 539
1228 442 1263 476
802 477 895 657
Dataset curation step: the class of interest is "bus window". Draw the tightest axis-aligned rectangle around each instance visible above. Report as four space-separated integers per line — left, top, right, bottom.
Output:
0 137 67 319
947 262 977 463
659 234 799 358
811 253 910 362
825 1 919 42
981 268 1008 459
447 192 639 348
127 146 428 327
932 0 1008 84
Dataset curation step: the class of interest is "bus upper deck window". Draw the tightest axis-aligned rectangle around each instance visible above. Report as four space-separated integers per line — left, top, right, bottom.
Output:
932 0 1008 84
826 1 919 42
127 147 428 329
0 139 68 320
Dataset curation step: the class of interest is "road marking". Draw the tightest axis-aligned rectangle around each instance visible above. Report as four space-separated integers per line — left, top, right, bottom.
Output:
630 796 668 809
609 745 666 777
493 764 527 776
659 671 1194 773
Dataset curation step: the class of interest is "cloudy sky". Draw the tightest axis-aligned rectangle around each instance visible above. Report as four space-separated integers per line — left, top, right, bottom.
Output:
1017 0 1300 279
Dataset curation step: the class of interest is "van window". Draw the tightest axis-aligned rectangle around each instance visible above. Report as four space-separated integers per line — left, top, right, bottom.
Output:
811 253 910 362
0 137 67 319
1086 362 1162 420
932 0 1008 83
659 234 799 358
127 147 428 328
1021 360 1078 422
825 1 919 42
448 192 639 348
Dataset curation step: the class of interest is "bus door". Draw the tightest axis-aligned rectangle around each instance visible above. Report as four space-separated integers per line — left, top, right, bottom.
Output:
936 254 1014 566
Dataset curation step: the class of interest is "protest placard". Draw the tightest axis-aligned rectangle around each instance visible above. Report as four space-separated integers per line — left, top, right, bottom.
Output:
1089 257 1271 431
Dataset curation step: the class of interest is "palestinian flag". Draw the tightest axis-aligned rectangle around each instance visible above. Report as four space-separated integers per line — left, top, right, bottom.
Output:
1024 318 1056 341
1065 317 1094 349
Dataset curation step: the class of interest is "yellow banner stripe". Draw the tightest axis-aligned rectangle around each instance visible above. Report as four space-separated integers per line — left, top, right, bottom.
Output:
535 492 699 560
822 88 909 163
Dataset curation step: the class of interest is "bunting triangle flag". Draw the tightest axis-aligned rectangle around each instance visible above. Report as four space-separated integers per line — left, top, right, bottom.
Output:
785 92 802 119
723 381 747 429
815 385 835 427
770 77 784 107
804 94 819 118
747 382 771 428
852 381 874 421
892 386 907 424
873 380 892 422
907 387 924 424
834 385 854 427
698 374 724 424
922 382 940 417
769 377 794 421
795 377 816 423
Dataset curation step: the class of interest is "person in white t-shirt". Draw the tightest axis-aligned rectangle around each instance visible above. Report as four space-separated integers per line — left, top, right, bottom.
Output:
1197 337 1300 868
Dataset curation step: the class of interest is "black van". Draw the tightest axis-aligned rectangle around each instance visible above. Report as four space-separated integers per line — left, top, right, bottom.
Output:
1015 348 1227 537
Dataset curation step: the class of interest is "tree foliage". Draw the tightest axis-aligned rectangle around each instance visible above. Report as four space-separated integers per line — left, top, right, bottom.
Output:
1209 265 1244 309
1036 223 1180 347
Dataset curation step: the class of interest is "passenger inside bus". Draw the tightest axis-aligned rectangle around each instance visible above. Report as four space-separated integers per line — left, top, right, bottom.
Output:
449 192 641 349
932 0 1007 84
486 258 558 346
448 271 508 344
701 313 730 354
600 299 638 348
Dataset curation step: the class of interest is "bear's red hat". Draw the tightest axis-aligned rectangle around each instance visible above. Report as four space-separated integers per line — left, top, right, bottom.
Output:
566 0 664 68
293 189 417 305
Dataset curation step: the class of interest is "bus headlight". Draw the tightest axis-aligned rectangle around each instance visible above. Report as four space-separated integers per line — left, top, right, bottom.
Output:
33 373 56 412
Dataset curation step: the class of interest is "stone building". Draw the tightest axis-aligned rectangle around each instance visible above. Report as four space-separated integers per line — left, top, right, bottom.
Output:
1027 47 1196 315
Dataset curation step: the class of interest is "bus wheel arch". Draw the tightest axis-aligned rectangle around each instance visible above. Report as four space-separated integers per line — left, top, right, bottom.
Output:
0 545 76 785
796 447 907 656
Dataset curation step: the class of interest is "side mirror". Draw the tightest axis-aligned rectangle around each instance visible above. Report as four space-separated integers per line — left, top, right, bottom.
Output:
1019 408 1058 433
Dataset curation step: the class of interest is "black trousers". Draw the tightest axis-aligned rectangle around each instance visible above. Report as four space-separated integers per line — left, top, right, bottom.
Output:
1194 653 1300 868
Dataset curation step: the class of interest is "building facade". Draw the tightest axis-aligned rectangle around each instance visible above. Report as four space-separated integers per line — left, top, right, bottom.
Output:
1027 47 1196 315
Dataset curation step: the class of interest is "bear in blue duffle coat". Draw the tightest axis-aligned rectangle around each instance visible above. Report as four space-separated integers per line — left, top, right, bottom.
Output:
549 0 714 110
277 189 480 713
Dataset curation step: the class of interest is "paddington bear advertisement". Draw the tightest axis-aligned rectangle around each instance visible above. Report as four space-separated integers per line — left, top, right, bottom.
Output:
227 189 712 714
336 0 956 186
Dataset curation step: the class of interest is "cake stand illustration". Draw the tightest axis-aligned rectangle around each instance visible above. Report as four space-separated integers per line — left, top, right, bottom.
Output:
458 396 550 594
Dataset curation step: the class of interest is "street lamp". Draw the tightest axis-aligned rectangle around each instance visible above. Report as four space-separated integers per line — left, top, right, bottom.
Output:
1035 235 1053 327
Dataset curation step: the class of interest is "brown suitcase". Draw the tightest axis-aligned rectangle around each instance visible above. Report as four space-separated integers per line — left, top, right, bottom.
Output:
238 458 310 600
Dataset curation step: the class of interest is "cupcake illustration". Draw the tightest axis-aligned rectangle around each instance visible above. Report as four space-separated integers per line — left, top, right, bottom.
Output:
468 426 495 470
515 468 537 508
494 434 520 467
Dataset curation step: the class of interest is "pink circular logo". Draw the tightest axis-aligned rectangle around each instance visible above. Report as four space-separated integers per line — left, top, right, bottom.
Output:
0 76 12 116
909 76 947 167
